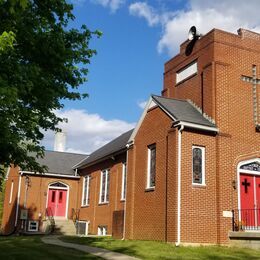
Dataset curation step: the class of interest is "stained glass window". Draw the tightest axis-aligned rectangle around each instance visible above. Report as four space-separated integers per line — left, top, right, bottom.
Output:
99 169 110 203
192 146 205 185
147 144 156 189
240 161 260 172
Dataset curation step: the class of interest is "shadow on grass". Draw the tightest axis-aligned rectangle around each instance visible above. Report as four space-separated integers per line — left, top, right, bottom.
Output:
0 235 101 259
60 236 260 260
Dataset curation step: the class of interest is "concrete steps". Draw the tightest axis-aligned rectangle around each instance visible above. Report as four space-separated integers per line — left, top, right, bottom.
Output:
53 219 76 236
229 231 260 249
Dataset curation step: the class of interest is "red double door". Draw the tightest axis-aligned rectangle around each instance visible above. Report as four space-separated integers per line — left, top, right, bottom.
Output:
47 189 67 217
240 174 260 227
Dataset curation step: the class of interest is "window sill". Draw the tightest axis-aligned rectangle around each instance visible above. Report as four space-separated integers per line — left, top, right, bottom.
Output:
120 199 126 202
98 202 109 206
145 187 155 192
192 183 206 188
81 205 90 208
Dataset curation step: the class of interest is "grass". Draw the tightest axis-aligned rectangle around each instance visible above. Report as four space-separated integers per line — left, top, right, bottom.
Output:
0 235 101 259
61 236 260 260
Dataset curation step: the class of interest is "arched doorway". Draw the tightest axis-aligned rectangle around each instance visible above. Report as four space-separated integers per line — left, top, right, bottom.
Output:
46 182 69 219
237 159 260 228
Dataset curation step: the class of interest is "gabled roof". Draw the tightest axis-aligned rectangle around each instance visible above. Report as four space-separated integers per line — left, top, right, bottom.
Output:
129 95 218 143
152 95 216 128
24 151 87 176
74 129 134 169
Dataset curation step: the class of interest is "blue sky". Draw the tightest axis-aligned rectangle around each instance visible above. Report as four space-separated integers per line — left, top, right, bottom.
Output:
43 0 260 154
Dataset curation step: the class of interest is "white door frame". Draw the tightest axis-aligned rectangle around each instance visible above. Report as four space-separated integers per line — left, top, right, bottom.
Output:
237 158 260 211
46 181 69 219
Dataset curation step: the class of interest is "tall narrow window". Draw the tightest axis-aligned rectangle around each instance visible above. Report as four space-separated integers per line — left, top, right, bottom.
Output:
121 163 127 200
192 146 205 185
82 176 90 206
147 144 156 189
99 169 110 203
9 181 14 204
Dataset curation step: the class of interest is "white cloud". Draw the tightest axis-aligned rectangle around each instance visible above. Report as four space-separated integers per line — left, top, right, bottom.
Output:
91 0 125 13
41 109 135 154
129 0 260 56
137 100 147 109
129 2 160 26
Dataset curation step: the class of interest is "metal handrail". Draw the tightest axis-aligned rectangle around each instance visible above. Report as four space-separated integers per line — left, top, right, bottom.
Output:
232 208 260 231
72 208 80 225
45 207 55 233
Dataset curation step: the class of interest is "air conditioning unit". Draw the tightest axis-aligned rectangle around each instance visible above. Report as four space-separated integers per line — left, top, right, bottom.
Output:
76 221 89 236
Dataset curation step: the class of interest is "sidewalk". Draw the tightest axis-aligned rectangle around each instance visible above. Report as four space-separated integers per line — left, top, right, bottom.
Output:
41 236 140 260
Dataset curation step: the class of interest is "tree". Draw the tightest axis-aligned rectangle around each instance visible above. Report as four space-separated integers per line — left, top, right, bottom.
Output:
0 0 101 173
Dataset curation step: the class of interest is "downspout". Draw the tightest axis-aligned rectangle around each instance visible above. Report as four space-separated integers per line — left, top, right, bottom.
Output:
165 134 169 242
122 145 130 240
201 72 204 114
176 125 184 246
15 172 22 227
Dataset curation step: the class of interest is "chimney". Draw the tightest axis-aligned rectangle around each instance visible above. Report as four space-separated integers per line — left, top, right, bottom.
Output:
54 132 66 152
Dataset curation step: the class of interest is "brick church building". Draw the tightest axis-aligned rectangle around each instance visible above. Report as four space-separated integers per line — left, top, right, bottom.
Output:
1 27 260 245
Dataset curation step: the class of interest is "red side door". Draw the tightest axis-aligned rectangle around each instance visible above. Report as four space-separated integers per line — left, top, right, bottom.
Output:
240 174 255 227
56 190 67 217
255 176 260 226
47 189 67 217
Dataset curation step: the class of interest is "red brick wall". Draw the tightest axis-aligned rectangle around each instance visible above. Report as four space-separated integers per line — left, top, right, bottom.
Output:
1 167 20 234
125 107 173 241
1 167 80 234
180 131 217 244
162 28 260 244
78 153 126 235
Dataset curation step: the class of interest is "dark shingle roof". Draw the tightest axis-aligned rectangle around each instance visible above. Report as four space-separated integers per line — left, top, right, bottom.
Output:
152 95 216 128
75 129 134 169
32 151 87 176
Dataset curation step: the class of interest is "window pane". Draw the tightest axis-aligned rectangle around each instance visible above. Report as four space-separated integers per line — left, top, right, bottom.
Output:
101 171 106 202
83 177 88 205
106 171 110 202
87 177 90 205
51 191 56 203
122 164 127 200
150 146 156 187
59 191 63 203
193 147 202 184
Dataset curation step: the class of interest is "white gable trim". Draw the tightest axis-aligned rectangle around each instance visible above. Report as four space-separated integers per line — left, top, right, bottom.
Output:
19 171 80 179
128 96 176 144
128 96 218 145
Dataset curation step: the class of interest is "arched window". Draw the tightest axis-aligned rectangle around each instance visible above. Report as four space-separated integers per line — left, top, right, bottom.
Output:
192 146 205 185
49 182 67 188
240 161 260 172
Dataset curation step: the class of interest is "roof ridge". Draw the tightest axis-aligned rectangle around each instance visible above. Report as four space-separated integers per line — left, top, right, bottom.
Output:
187 99 216 125
152 94 187 102
45 150 88 156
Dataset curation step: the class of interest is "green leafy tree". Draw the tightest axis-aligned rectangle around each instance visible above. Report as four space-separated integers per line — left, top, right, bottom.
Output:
0 0 101 173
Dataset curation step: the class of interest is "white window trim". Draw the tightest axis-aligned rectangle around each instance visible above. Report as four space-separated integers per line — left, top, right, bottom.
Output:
99 169 109 204
176 61 198 84
147 145 156 189
28 220 39 232
9 181 14 204
121 163 127 201
98 225 107 236
192 146 206 186
81 176 90 207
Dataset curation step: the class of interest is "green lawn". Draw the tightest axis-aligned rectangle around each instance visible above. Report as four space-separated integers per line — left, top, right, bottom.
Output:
61 236 260 260
0 236 101 259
